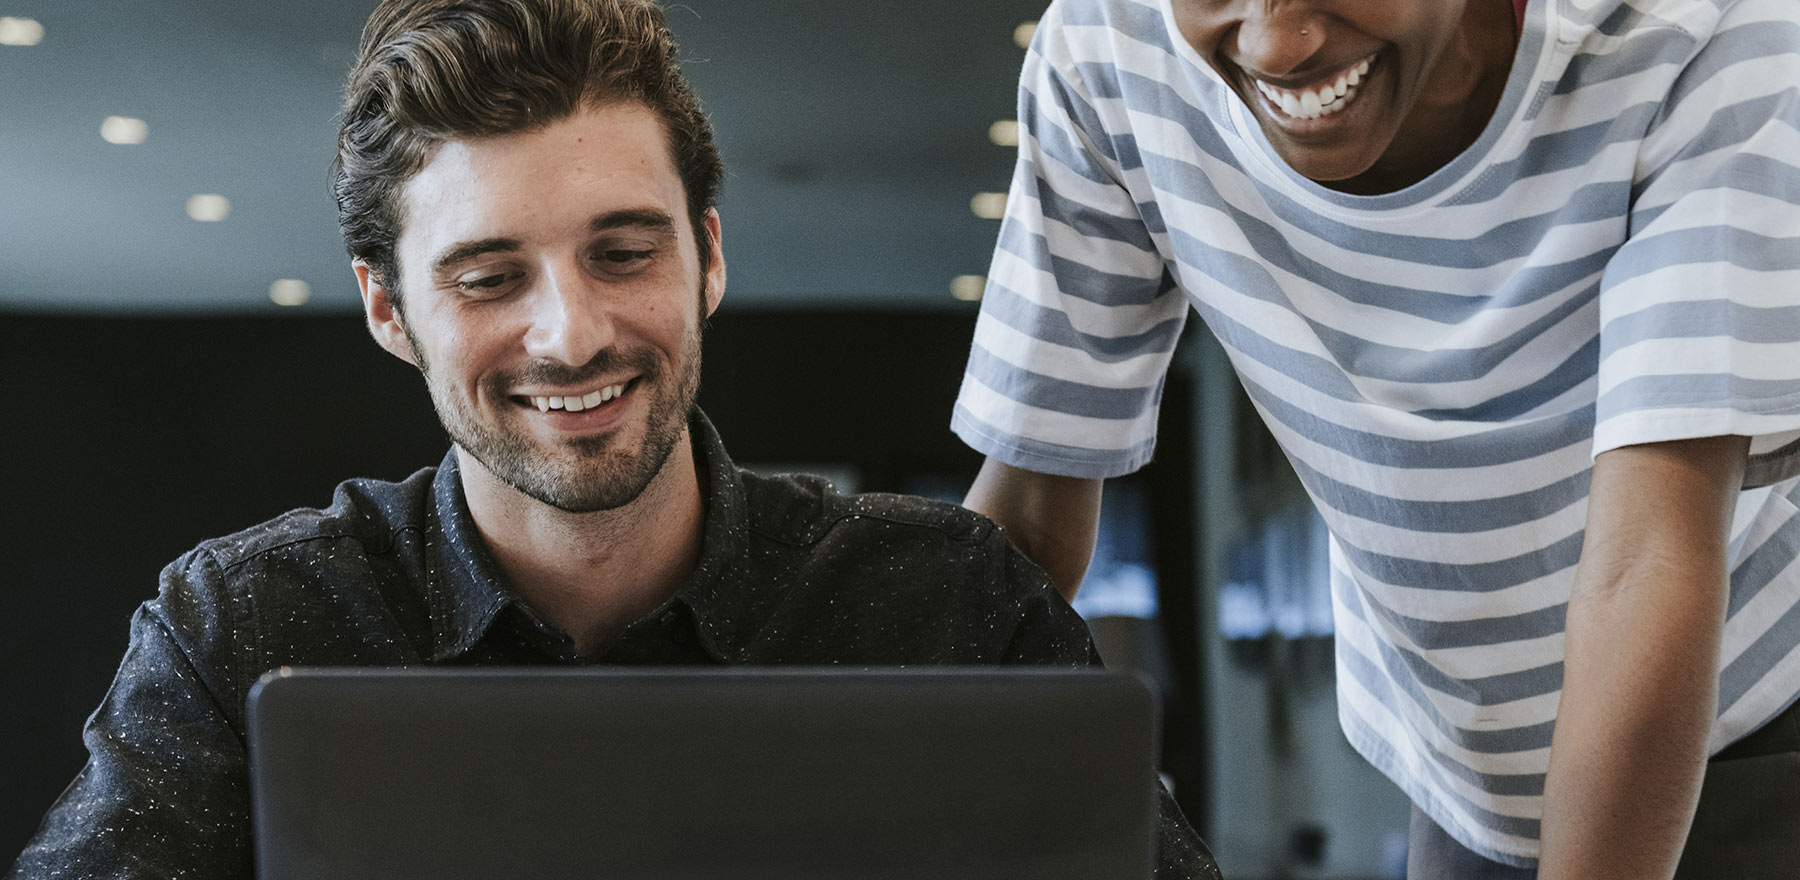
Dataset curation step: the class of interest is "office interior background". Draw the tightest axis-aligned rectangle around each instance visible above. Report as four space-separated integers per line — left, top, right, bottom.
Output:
0 1 1413 876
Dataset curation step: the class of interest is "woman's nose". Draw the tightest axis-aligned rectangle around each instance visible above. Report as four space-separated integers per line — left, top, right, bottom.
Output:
1231 8 1329 79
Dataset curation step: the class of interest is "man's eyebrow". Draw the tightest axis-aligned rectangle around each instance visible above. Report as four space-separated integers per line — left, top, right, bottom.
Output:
425 210 675 276
429 238 521 276
591 208 678 234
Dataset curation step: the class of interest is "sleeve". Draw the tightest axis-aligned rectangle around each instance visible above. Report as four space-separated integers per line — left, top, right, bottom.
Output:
997 541 1104 666
950 0 1191 479
1594 2 1800 487
8 553 252 880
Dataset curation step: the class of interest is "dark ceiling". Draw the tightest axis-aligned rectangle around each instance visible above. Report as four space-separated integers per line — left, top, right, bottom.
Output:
0 0 1046 314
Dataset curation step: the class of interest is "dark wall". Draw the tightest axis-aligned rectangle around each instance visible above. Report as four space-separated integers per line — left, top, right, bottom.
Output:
0 309 1200 855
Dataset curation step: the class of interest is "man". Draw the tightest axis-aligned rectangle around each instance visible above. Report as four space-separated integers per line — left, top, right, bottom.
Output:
954 0 1800 878
8 1 1217 877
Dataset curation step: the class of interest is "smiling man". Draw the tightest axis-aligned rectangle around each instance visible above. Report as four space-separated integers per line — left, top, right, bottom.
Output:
7 1 1221 877
954 0 1800 878
353 98 727 653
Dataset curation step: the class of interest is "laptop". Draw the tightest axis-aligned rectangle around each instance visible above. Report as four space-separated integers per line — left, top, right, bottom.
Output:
247 667 1159 880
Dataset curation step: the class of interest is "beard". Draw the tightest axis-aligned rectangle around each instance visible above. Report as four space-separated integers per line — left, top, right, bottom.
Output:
409 314 704 514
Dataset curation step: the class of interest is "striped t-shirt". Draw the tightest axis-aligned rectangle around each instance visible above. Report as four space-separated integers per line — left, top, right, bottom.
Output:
951 0 1800 866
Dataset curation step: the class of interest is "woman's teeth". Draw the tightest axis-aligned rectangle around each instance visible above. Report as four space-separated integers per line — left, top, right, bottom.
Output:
532 383 626 413
1255 57 1372 121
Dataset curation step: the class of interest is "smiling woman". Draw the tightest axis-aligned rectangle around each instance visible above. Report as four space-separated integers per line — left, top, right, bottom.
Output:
953 0 1800 876
1168 0 1519 191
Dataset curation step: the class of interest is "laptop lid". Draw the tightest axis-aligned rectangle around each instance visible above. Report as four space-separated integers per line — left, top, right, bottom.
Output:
248 667 1158 880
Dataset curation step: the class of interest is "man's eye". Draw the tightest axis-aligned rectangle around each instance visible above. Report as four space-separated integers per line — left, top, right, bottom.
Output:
455 273 517 295
598 249 655 265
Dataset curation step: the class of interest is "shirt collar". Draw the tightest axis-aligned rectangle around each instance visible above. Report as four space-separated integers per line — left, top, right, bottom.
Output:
668 408 750 659
423 408 751 663
425 450 514 661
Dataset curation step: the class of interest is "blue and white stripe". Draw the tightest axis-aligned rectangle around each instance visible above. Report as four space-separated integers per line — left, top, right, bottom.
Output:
952 0 1800 866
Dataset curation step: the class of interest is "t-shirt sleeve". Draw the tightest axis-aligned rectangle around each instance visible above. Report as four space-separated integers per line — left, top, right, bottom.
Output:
950 0 1190 479
1593 1 1800 487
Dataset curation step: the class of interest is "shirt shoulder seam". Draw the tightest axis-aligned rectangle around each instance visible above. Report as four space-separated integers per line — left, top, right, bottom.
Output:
746 498 998 549
209 524 422 575
143 576 246 742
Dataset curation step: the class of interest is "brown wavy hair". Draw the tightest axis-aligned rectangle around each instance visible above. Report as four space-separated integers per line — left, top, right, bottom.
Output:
333 0 722 303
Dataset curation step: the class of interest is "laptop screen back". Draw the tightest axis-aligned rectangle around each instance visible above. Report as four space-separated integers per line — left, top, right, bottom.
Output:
248 668 1157 880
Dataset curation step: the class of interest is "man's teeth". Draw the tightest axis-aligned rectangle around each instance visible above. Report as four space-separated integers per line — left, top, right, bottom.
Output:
1255 57 1371 121
530 384 627 413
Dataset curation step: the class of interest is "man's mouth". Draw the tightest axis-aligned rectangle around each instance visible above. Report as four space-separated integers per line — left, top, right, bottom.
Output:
1250 54 1376 121
516 380 634 413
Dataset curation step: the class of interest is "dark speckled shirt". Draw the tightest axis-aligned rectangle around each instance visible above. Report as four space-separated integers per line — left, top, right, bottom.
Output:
9 411 1218 880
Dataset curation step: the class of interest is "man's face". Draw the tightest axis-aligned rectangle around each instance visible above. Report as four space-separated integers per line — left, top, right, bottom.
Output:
1170 0 1480 183
360 102 726 513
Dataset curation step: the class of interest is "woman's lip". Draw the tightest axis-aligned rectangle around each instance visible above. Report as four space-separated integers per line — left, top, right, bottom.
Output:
1245 51 1379 93
1242 53 1380 135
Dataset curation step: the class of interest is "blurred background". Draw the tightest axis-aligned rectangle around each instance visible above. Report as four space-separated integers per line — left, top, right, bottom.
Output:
0 1 1410 876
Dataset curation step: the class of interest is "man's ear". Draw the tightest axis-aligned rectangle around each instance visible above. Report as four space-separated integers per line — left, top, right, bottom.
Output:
701 207 726 318
354 261 418 367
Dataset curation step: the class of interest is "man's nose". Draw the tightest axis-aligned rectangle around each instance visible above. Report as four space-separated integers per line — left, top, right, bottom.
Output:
1232 7 1328 78
521 265 614 367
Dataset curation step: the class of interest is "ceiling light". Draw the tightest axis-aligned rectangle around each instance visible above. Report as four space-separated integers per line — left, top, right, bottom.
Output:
1014 21 1038 49
0 16 43 46
989 120 1020 148
970 192 1009 220
950 275 987 302
186 194 231 222
99 116 148 145
269 279 311 307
